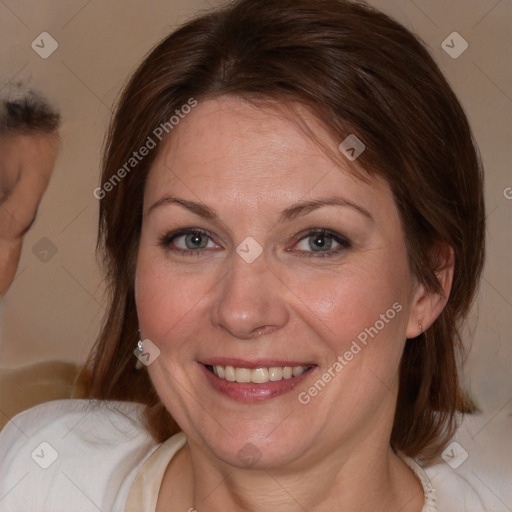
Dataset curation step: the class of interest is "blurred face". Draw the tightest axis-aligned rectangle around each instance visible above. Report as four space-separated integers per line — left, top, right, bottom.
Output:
0 133 59 296
135 95 417 470
0 133 58 238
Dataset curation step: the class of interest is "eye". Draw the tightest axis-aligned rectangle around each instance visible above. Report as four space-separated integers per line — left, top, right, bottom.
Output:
159 228 351 258
159 229 220 255
290 229 351 257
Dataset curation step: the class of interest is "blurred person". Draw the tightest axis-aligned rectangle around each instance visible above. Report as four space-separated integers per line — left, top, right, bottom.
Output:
0 87 72 430
0 86 60 296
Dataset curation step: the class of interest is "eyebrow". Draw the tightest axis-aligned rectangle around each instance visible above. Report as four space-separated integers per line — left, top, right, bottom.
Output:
147 195 373 223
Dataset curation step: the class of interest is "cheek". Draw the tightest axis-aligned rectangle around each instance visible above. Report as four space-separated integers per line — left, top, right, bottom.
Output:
285 251 410 369
293 263 406 332
135 251 211 343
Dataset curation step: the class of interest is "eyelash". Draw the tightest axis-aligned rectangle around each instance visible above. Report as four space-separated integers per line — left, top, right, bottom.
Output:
158 228 351 258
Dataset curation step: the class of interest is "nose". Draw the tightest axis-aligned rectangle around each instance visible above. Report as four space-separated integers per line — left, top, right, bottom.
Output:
210 250 289 340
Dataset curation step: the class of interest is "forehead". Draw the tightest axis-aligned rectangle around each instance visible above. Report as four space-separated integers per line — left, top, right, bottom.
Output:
144 95 393 217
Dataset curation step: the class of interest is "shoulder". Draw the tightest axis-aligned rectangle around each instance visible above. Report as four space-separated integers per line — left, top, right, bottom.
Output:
0 399 157 512
422 408 512 511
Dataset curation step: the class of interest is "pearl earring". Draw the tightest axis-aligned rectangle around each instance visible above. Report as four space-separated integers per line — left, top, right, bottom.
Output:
134 331 144 370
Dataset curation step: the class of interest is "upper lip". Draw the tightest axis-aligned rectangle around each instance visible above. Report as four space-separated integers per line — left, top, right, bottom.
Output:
200 358 315 369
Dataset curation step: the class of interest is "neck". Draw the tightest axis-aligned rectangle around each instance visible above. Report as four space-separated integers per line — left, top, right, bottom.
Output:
177 436 424 512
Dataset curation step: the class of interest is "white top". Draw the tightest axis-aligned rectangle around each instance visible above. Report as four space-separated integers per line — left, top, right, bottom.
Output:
0 399 510 511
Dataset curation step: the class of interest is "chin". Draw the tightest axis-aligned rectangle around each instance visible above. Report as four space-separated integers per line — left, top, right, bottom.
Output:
194 421 312 470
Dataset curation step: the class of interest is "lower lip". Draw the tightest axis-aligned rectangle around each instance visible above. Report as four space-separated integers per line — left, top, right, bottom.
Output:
199 363 315 402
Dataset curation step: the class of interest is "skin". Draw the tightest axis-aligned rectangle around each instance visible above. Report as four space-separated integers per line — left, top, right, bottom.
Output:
0 132 60 296
135 95 453 512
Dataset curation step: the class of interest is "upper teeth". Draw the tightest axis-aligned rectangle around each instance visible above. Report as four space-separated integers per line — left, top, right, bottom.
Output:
211 365 308 383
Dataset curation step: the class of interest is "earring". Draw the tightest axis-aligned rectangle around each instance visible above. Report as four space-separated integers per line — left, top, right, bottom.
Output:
419 322 424 334
134 331 144 370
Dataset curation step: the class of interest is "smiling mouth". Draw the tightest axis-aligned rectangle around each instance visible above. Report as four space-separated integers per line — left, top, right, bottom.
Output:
205 364 314 384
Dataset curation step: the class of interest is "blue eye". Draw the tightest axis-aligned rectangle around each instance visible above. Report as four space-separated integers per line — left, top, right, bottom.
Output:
160 228 351 257
176 231 210 250
159 229 219 255
291 229 351 257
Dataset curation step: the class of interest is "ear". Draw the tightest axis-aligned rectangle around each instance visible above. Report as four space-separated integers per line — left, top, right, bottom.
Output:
405 244 455 338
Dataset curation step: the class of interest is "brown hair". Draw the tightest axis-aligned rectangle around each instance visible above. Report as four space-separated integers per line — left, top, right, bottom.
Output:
84 0 485 462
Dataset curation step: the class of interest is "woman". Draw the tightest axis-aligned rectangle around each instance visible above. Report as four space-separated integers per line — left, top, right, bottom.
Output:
1 0 506 510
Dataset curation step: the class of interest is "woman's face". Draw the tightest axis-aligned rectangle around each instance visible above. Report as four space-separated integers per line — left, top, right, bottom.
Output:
136 95 420 469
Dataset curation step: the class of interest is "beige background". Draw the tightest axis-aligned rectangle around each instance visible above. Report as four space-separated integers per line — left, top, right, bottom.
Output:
0 0 511 414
